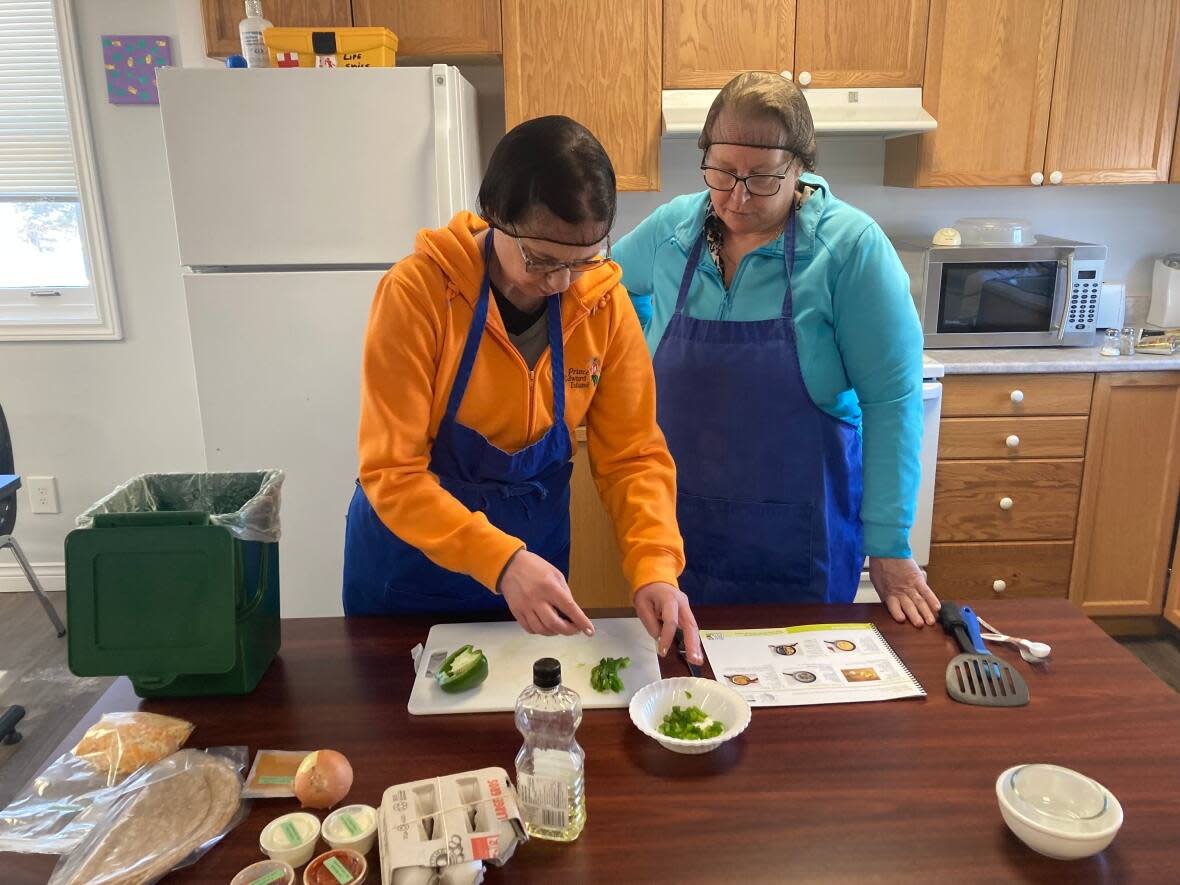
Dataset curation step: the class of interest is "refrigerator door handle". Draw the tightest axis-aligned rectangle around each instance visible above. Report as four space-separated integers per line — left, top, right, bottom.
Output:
431 64 457 224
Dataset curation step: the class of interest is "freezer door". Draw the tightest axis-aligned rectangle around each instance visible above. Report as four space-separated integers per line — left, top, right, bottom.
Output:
160 67 478 267
184 270 384 617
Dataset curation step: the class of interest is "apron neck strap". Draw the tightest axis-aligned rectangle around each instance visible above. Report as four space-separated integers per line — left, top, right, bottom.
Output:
444 229 495 421
547 293 565 421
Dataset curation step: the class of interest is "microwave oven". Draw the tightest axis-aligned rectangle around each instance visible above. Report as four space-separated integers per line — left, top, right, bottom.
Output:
892 237 1108 348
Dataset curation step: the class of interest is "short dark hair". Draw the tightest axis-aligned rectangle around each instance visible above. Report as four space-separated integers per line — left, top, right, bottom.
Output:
478 115 616 241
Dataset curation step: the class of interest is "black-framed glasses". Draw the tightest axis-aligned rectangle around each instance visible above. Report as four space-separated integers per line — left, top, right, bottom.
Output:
701 164 790 197
496 226 612 275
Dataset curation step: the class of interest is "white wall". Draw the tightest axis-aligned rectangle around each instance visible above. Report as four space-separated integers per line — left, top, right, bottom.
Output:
0 1 207 588
617 136 1180 307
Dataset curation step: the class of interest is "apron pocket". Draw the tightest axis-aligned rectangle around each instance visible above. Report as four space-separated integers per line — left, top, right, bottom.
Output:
677 492 813 586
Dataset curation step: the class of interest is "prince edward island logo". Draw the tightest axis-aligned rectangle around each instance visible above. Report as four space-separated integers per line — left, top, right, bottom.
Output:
567 357 601 389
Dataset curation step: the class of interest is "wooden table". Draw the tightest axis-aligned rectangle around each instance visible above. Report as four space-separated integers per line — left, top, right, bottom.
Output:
6 600 1180 883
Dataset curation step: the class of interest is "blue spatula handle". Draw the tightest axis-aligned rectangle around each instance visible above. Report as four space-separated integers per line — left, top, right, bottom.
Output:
960 606 991 655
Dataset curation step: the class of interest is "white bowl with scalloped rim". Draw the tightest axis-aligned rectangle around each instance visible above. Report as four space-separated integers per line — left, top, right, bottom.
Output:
629 677 751 755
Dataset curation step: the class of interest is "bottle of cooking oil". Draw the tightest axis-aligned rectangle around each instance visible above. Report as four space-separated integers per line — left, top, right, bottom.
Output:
514 658 586 841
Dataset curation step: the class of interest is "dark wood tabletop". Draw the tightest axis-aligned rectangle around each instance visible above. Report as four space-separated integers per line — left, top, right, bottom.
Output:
5 600 1179 884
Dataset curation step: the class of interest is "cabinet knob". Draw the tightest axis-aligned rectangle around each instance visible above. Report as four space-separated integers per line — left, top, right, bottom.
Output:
798 71 812 86
1006 434 1020 449
781 70 793 81
1049 170 1064 185
1030 171 1044 186
993 579 1007 593
999 496 1014 511
1010 389 1024 404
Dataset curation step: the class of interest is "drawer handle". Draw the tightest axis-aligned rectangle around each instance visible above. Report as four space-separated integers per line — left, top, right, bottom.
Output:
999 496 1014 511
1010 390 1024 404
993 580 1007 593
1006 434 1020 449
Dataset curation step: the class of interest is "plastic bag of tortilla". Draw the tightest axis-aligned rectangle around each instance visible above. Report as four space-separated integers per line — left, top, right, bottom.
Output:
48 747 249 885
73 712 195 784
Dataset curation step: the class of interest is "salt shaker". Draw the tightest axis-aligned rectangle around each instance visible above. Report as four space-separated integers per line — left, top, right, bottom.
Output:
1100 328 1121 357
1121 326 1137 356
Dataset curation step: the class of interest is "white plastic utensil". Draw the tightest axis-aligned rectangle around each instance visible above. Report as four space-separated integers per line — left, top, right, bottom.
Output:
977 616 1051 662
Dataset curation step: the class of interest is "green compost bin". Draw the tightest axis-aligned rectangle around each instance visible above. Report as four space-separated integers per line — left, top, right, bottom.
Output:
66 471 284 698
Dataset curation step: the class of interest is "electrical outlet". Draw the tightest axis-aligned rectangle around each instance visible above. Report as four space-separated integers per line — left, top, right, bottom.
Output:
27 476 59 514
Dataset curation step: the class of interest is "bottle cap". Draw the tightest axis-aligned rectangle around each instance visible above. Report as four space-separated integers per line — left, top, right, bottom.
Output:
225 54 248 68
533 658 561 689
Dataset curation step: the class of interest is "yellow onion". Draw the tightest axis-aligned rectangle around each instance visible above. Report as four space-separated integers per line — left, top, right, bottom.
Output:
293 749 353 809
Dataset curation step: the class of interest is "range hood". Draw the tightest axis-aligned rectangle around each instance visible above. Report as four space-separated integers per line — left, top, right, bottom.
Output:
663 87 936 138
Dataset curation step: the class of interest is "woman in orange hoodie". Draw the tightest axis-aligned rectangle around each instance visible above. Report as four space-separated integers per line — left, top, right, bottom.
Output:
344 116 702 664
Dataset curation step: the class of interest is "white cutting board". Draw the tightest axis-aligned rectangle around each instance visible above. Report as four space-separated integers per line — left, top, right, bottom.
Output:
407 618 662 715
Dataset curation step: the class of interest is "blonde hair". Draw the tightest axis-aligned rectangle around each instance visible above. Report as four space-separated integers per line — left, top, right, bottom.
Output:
698 72 817 171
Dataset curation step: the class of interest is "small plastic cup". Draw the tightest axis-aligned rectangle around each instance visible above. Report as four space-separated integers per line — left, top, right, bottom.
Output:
260 811 321 868
322 803 378 855
231 859 296 885
304 848 368 885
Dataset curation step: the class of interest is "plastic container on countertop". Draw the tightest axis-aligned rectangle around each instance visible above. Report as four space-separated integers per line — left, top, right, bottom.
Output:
321 803 378 855
953 217 1036 246
232 859 296 885
260 811 321 867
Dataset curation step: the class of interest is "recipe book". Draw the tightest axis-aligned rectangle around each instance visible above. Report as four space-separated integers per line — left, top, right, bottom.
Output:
700 623 925 707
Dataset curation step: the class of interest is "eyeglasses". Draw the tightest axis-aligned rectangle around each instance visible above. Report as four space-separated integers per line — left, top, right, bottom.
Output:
499 227 612 275
701 164 791 197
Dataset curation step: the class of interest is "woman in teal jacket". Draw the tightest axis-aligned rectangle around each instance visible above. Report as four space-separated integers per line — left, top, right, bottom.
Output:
614 72 940 627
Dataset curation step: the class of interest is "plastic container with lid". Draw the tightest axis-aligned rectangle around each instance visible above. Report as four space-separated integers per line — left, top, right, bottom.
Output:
260 811 321 867
232 859 296 885
953 218 1037 246
322 803 378 855
304 848 368 885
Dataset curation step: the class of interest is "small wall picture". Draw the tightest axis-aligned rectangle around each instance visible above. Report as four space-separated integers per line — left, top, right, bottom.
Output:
102 35 172 105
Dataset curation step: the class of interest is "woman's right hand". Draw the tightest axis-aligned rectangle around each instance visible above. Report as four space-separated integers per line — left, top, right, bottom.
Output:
499 550 595 637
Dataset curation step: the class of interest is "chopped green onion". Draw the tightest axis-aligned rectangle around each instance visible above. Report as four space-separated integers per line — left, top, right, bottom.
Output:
658 705 725 740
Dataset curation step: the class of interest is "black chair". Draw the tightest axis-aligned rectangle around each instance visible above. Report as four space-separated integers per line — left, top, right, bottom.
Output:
0 403 66 637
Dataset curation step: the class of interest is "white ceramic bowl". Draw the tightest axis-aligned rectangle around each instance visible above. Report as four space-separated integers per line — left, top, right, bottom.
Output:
629 677 751 755
260 811 321 867
996 765 1123 860
322 803 378 855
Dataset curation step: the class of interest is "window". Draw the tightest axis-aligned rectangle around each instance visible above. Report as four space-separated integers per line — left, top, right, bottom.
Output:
0 0 119 340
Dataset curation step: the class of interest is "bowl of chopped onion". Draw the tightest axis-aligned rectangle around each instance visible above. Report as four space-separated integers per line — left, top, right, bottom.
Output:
628 677 751 755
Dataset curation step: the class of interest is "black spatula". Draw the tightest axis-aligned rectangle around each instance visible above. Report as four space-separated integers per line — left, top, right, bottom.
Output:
939 602 1030 707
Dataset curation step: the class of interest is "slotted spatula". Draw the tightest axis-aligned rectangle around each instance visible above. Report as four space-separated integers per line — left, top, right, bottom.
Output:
939 602 1030 707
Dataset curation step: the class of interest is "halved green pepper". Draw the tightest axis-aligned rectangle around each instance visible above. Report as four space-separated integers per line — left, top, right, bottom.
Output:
436 644 489 693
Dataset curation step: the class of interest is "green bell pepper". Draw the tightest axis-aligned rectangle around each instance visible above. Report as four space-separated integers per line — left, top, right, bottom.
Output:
436 644 489 693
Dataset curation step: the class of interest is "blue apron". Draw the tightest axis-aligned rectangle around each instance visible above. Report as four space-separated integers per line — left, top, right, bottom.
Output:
652 207 863 605
343 231 574 615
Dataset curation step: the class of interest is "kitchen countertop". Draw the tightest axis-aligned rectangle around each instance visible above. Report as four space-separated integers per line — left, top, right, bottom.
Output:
7 601 1180 883
926 345 1180 375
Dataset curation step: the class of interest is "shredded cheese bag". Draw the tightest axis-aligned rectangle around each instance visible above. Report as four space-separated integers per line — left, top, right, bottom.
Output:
73 712 195 783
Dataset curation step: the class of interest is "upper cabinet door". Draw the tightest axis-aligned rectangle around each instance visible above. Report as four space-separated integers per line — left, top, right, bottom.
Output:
794 0 930 87
885 0 1062 187
663 0 795 88
353 1 502 58
504 1 663 191
1044 0 1180 185
201 0 353 58
1173 107 1180 182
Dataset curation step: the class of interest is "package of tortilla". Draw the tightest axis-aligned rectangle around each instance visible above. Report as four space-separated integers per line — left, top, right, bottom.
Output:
242 750 313 799
73 712 195 785
48 748 246 885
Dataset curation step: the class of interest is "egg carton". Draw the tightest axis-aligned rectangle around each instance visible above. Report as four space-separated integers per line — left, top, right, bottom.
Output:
378 766 526 885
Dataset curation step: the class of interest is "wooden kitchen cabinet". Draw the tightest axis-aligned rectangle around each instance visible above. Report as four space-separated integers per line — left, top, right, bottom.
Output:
568 429 632 609
1171 78 1180 182
939 373 1094 418
938 416 1088 460
793 0 929 87
1165 533 1180 629
932 460 1083 542
1043 0 1180 184
503 0 663 191
1070 373 1180 616
926 540 1073 600
353 0 501 59
201 0 352 58
887 0 1180 187
663 0 795 88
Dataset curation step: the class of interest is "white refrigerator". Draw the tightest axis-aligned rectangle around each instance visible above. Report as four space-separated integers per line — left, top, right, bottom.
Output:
158 66 481 617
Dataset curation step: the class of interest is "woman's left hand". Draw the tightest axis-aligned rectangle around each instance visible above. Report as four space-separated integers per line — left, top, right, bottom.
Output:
869 557 941 627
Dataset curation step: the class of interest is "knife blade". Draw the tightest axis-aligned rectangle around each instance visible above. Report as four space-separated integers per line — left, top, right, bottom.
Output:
674 628 702 678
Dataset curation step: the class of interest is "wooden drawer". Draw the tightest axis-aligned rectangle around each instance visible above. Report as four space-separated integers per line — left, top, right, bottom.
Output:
938 416 1089 459
926 541 1072 599
932 460 1083 541
941 374 1094 418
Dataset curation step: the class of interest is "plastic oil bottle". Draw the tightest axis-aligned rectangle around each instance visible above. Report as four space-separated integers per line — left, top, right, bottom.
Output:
514 658 586 841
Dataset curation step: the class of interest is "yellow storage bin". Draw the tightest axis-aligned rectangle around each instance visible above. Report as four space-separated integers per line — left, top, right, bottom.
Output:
263 27 398 68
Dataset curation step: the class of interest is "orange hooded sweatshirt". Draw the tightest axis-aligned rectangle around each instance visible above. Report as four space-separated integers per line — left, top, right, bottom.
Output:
358 212 685 595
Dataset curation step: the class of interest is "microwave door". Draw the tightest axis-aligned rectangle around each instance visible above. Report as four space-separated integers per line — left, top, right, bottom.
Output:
1052 248 1075 341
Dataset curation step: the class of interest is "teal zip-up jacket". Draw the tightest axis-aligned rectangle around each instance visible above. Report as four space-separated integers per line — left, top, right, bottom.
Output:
613 174 924 559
